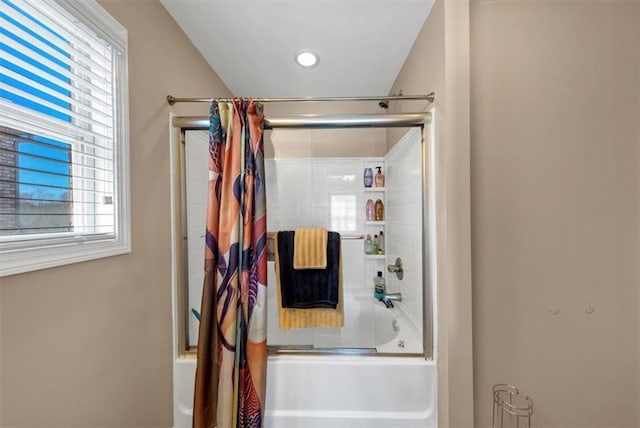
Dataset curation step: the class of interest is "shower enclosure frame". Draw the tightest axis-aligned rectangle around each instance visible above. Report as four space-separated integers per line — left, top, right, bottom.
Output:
169 109 435 361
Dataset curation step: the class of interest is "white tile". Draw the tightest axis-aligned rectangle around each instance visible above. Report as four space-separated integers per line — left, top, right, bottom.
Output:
343 250 364 286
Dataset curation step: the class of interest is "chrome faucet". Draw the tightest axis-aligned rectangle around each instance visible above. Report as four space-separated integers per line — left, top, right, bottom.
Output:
378 291 402 308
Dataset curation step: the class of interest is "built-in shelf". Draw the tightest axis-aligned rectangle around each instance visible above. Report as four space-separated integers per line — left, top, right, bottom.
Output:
364 159 386 291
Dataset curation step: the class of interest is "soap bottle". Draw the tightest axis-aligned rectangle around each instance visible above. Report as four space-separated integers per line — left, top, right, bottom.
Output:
365 199 374 221
374 199 384 221
374 271 385 300
373 234 379 254
364 167 373 188
377 231 385 255
374 166 385 187
364 234 373 255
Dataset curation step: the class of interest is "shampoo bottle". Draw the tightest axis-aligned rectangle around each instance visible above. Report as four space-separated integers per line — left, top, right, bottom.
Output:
364 234 373 255
365 199 374 221
377 231 385 255
364 168 373 188
374 199 384 221
374 166 385 187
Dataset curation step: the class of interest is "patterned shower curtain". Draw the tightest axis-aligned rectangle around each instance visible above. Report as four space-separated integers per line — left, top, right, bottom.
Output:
193 99 268 428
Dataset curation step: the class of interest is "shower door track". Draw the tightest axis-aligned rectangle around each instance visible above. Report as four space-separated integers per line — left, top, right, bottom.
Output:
171 111 434 361
173 112 431 130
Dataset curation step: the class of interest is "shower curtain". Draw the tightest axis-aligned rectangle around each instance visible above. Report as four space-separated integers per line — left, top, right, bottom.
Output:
193 99 268 428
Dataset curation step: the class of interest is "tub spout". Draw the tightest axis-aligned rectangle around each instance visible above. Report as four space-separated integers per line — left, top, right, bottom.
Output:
378 292 402 309
383 292 402 302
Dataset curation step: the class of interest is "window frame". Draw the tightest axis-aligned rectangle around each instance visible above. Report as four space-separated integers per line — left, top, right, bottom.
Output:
0 0 130 277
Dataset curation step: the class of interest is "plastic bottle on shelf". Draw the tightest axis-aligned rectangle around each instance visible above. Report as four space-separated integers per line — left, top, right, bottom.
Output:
374 199 384 221
365 199 374 221
364 168 373 188
364 234 374 255
375 166 385 187
374 271 385 300
378 231 385 255
373 234 379 254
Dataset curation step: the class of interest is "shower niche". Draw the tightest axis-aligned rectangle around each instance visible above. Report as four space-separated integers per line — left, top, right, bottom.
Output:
179 126 427 355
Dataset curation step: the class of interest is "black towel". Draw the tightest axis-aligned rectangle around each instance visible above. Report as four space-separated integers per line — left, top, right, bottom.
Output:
277 231 340 309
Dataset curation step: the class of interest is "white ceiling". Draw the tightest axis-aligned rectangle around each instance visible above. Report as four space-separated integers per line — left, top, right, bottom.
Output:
160 0 434 98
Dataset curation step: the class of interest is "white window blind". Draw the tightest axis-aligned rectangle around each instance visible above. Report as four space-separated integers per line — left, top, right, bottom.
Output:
0 0 130 276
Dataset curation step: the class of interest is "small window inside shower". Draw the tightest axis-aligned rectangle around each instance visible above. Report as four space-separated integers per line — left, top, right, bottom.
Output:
330 194 357 232
178 127 427 356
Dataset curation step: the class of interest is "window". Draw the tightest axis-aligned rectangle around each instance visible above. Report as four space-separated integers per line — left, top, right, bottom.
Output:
330 194 357 232
0 0 130 276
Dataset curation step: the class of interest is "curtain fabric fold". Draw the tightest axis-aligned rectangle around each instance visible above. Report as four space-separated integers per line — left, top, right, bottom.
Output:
194 99 268 428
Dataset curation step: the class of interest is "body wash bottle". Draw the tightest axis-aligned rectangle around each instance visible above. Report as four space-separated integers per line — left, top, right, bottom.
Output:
374 166 385 187
364 168 373 188
374 199 384 221
366 199 374 221
364 234 373 255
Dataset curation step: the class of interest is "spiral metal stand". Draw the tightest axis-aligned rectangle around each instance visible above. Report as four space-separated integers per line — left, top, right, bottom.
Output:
492 384 533 428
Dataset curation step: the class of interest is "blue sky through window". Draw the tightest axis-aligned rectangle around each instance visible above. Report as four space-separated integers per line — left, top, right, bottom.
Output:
1 0 71 202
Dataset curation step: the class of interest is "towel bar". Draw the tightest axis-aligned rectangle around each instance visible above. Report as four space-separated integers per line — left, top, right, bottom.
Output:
266 232 363 240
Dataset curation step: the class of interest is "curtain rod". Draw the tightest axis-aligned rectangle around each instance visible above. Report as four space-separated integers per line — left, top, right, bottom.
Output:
166 92 435 106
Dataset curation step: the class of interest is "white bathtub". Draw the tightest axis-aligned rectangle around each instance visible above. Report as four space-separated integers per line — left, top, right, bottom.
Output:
264 356 436 428
173 293 435 428
174 356 436 428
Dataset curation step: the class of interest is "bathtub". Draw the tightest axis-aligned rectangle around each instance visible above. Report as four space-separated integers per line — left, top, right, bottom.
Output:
174 356 435 428
173 291 435 428
264 356 435 428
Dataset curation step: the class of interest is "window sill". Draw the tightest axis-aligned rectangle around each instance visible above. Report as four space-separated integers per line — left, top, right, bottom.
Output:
0 237 131 277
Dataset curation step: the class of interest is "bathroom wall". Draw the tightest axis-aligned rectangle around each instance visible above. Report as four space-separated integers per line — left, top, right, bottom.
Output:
388 1 473 427
471 2 640 427
0 1 231 426
384 127 423 330
264 100 387 159
265 128 386 159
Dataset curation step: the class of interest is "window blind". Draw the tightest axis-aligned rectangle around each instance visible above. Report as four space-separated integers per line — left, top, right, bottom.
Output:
0 0 124 246
0 0 129 276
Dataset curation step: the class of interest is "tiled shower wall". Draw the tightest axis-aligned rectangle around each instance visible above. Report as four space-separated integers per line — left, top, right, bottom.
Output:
264 158 365 288
384 128 424 331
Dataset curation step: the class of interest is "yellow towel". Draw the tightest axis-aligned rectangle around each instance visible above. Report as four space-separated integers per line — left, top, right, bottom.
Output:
275 232 344 329
293 227 328 269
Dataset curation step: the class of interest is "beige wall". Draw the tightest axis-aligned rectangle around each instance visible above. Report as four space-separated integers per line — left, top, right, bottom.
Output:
264 101 387 158
265 128 387 158
0 1 231 426
471 1 640 427
389 1 474 426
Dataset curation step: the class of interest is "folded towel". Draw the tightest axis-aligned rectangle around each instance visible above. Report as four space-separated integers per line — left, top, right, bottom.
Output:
277 231 340 308
293 227 328 269
274 231 344 329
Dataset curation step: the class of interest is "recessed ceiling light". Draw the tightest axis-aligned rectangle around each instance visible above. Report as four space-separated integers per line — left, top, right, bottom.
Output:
295 51 318 67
